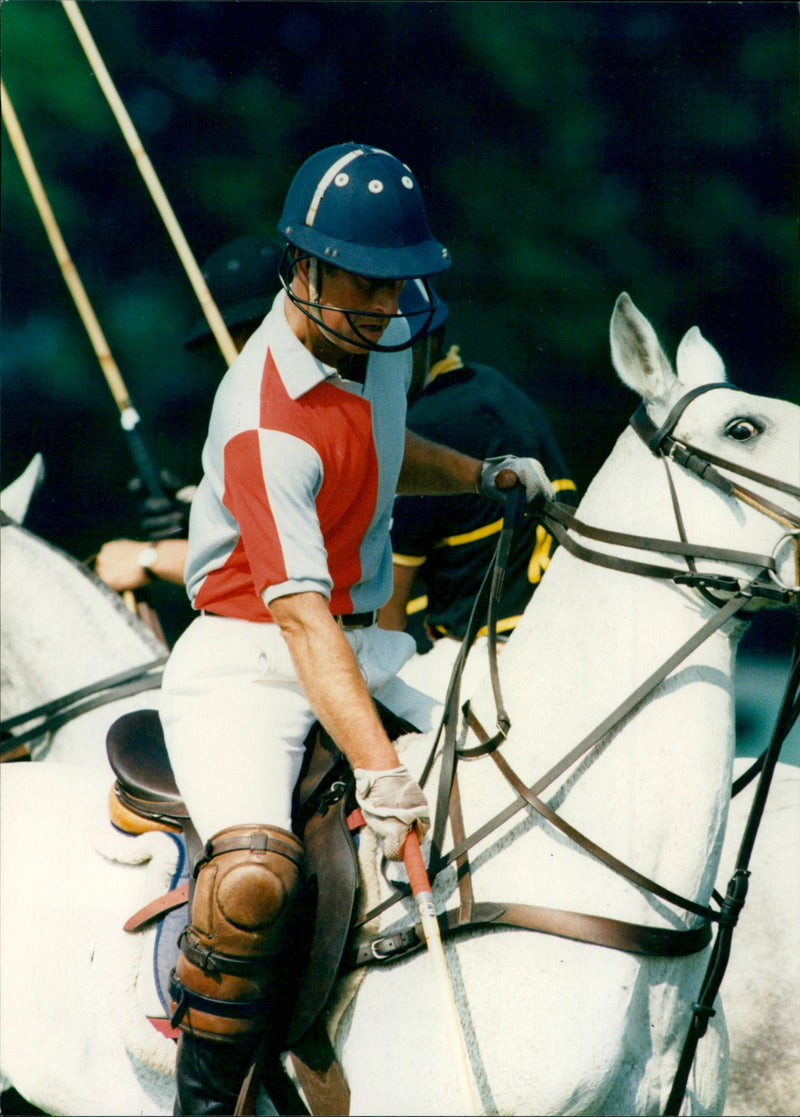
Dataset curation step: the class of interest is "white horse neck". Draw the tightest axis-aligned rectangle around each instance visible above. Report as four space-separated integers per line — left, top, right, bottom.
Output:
0 523 165 723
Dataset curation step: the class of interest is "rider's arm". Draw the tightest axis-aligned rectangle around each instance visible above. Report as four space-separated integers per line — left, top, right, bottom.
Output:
270 590 429 860
398 429 483 495
269 590 400 770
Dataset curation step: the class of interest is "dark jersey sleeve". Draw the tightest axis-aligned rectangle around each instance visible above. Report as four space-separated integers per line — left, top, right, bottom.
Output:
391 362 577 639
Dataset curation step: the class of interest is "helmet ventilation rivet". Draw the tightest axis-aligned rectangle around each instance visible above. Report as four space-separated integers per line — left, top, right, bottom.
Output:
368 180 384 194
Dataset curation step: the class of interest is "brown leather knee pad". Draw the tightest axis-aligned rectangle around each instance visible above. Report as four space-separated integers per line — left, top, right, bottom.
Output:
170 824 305 1044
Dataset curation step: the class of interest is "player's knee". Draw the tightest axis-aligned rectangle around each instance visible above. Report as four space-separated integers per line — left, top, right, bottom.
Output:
190 825 304 954
170 824 305 1041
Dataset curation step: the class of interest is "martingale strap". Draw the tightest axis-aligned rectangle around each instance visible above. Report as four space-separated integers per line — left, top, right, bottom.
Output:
355 514 752 949
664 619 800 1115
443 590 748 895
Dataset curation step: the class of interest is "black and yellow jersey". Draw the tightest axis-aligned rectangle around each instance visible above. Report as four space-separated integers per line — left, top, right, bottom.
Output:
391 349 577 647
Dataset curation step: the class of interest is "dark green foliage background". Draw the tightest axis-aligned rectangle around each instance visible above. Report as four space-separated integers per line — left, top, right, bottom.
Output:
2 1 797 565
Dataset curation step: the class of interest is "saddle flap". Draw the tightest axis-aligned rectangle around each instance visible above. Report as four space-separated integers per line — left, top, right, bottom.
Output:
288 772 359 1046
287 701 418 1046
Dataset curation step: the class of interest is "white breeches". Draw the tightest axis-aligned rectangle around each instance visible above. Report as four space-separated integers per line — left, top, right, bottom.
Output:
160 614 432 843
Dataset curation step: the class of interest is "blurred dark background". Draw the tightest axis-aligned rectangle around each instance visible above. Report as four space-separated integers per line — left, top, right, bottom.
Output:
2 2 798 714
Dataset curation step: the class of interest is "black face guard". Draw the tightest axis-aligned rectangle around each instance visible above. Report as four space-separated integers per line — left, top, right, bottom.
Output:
278 246 436 353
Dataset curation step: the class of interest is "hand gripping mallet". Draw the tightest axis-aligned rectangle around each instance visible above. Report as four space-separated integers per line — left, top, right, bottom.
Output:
403 828 483 1116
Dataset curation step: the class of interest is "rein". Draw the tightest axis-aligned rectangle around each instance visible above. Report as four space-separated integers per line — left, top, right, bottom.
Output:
0 658 167 759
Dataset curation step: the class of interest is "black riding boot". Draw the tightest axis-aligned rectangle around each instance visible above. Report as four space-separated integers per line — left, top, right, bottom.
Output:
173 1032 262 1116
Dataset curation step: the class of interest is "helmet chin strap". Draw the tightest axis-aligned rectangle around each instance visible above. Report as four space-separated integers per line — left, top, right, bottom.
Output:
279 247 435 354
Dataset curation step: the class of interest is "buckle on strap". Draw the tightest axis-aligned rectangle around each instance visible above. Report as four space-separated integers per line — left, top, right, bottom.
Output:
334 611 378 629
347 927 422 969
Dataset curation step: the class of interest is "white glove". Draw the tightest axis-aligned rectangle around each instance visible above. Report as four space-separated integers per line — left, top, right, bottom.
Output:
353 766 430 861
478 455 554 504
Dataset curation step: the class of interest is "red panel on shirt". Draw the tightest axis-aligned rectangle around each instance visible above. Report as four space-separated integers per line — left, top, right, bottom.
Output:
194 348 379 620
259 350 379 614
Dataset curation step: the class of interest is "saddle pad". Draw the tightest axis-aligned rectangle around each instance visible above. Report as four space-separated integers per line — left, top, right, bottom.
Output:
131 830 190 1032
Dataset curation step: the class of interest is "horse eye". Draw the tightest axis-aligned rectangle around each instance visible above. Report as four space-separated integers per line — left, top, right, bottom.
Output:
724 418 762 442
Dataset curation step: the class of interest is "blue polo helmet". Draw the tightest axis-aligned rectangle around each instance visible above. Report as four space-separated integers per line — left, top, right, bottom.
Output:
278 143 451 280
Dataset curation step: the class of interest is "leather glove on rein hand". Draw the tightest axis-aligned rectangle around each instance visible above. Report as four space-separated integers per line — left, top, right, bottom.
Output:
353 766 431 861
478 455 555 504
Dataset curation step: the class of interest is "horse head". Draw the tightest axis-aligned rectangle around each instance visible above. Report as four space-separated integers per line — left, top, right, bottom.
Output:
607 292 799 601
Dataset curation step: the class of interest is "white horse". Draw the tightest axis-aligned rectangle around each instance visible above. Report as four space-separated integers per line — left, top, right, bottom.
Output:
1 293 798 1115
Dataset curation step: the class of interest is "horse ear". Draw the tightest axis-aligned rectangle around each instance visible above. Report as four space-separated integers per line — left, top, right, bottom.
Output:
675 326 727 387
609 293 675 402
0 453 46 525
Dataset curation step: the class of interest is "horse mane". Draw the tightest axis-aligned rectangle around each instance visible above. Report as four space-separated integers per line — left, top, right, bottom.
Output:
2 518 167 656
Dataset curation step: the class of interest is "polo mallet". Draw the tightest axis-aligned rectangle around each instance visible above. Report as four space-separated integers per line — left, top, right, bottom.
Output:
1 78 166 613
403 828 483 1115
61 0 239 368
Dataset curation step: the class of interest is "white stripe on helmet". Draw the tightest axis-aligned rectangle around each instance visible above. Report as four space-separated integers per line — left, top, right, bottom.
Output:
305 147 365 228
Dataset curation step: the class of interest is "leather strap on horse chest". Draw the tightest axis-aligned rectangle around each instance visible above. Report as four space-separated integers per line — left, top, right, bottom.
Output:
348 895 711 971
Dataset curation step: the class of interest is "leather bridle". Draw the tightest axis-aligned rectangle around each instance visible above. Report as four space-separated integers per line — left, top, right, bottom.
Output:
630 381 800 592
545 382 800 607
